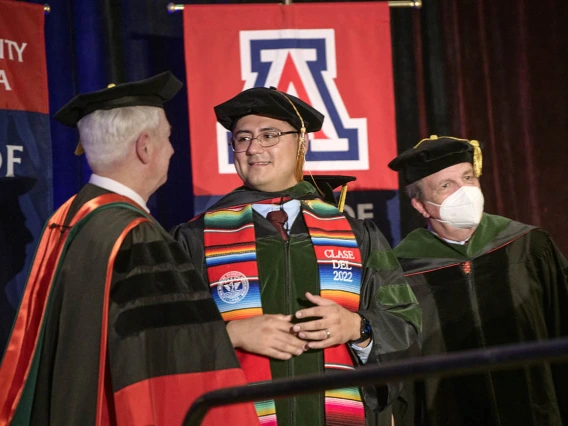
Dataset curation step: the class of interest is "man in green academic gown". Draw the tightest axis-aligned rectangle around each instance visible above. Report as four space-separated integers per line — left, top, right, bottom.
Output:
388 135 568 426
172 87 421 426
0 72 258 426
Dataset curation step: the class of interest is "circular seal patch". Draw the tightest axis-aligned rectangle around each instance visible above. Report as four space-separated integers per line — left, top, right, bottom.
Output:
217 271 249 304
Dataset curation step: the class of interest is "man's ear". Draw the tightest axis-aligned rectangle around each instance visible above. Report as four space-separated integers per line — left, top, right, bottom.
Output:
411 198 430 219
135 132 151 164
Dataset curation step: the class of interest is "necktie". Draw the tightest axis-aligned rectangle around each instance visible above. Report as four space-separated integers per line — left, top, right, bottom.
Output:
266 209 289 241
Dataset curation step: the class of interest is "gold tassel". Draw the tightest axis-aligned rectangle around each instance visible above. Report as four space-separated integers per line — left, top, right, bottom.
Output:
338 184 349 212
294 128 307 182
414 134 438 149
468 139 483 177
272 89 307 183
74 141 85 156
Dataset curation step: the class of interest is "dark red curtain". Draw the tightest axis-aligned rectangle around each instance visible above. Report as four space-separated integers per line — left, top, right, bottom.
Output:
413 0 568 254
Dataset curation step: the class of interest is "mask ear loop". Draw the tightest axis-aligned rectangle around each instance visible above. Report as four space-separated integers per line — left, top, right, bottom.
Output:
273 90 325 198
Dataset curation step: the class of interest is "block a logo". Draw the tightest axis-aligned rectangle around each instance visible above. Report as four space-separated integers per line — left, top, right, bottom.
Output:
216 29 369 174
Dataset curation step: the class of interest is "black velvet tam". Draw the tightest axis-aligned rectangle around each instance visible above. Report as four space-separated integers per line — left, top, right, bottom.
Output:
305 174 356 191
304 174 356 206
54 71 183 127
388 135 474 184
214 87 324 132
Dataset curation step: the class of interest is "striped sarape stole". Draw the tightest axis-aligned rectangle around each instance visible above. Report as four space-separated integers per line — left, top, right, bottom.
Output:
204 199 366 425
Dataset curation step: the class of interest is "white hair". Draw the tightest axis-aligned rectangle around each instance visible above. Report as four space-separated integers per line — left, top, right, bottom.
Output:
77 106 161 172
405 179 424 200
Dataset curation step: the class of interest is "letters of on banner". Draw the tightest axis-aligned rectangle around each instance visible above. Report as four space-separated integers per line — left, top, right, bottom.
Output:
0 0 52 351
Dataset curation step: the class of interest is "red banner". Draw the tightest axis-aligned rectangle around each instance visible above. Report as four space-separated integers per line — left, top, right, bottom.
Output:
0 0 51 354
0 0 48 113
183 2 398 196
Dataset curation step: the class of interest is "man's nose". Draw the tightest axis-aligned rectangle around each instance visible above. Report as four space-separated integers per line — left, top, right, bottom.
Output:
246 137 265 154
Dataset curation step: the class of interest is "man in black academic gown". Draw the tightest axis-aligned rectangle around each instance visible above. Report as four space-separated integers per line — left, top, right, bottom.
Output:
172 87 421 426
0 72 257 426
388 135 568 426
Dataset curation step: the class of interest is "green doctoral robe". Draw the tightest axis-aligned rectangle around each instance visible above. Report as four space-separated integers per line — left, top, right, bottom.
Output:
393 213 568 426
172 182 422 426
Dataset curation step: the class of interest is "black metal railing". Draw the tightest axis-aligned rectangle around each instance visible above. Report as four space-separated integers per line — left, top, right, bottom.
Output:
183 337 568 425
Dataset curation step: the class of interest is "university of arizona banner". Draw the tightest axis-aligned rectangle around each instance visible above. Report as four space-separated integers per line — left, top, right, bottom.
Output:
183 2 400 243
0 0 52 353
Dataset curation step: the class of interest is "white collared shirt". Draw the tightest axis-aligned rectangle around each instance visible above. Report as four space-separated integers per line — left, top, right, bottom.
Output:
89 174 150 213
428 226 471 245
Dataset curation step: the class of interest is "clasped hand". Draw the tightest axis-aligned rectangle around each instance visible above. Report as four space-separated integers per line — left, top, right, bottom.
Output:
293 291 361 350
226 292 361 360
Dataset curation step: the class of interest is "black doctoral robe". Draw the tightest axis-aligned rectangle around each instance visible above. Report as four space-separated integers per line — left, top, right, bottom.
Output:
393 213 568 426
1 184 257 426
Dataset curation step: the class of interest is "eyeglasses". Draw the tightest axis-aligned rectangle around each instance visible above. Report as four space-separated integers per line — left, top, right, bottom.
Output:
230 130 299 153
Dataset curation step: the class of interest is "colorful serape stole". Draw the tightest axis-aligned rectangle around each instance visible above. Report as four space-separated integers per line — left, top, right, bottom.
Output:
204 204 262 321
204 203 276 425
204 199 366 425
301 200 363 312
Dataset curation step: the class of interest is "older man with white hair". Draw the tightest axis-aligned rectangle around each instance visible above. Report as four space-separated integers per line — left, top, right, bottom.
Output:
0 72 257 426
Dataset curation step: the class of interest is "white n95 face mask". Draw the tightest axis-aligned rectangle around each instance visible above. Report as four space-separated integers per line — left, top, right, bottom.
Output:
426 186 485 229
